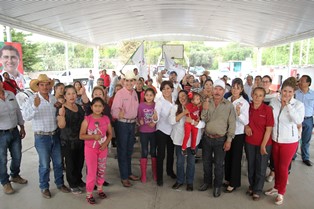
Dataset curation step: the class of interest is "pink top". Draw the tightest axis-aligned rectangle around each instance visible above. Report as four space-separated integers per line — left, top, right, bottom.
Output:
111 87 139 120
84 114 110 149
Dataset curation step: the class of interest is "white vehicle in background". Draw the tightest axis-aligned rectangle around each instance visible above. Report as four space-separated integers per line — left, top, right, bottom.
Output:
55 68 90 85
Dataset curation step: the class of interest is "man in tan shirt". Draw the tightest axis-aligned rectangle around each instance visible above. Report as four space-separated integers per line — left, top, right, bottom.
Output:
199 79 236 197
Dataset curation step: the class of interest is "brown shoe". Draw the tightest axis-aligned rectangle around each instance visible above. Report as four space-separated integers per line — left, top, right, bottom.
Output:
3 183 15 194
58 185 71 193
121 179 132 187
10 175 28 184
128 175 140 181
42 189 51 199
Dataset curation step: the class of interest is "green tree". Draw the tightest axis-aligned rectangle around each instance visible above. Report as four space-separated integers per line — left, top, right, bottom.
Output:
5 29 41 72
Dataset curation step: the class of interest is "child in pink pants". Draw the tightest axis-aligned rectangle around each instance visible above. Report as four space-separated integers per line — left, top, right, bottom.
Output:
80 98 113 204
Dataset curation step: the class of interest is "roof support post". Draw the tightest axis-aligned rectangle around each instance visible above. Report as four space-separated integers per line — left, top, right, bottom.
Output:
0 25 4 42
256 47 262 67
93 46 99 74
64 41 69 73
288 42 294 70
5 26 11 42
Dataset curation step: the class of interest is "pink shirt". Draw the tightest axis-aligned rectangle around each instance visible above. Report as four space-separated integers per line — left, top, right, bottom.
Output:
84 115 110 149
111 87 139 120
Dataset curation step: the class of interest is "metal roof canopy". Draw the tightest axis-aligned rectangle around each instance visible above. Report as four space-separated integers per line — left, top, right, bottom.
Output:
1 0 314 47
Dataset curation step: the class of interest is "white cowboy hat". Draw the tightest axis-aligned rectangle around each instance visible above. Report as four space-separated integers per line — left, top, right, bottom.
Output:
29 74 54 92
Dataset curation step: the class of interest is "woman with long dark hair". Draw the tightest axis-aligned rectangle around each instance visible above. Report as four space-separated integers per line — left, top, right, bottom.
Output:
224 78 249 192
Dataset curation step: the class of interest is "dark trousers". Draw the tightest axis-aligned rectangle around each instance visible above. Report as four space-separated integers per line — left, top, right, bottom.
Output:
245 143 271 195
64 141 85 188
116 121 136 180
156 130 175 182
202 135 226 188
225 134 245 188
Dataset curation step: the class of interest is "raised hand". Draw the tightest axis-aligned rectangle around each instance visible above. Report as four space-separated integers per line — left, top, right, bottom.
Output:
59 105 66 117
34 94 41 107
202 98 210 110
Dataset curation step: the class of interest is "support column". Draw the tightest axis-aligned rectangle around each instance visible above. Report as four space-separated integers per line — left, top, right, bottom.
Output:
256 47 262 68
93 46 99 75
5 26 12 42
0 25 4 42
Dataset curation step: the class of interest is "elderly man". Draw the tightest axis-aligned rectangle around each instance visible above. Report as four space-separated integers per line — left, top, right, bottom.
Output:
0 75 26 195
200 79 236 197
244 75 254 101
0 45 25 89
295 75 314 166
111 70 139 187
22 74 70 199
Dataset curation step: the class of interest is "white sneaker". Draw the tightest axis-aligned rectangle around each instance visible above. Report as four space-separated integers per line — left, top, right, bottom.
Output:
275 194 284 205
265 188 278 196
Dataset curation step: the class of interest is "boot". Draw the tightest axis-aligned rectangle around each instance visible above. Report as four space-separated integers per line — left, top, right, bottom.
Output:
151 157 157 181
140 158 147 183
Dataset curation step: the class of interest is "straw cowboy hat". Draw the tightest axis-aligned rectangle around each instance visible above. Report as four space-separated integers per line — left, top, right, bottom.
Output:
30 74 54 92
124 70 136 80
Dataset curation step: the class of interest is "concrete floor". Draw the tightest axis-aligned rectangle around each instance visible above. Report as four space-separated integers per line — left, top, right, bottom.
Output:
1 121 314 209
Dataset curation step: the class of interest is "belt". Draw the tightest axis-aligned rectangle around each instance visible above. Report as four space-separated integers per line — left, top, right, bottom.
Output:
34 129 58 136
206 133 225 139
118 118 136 123
0 127 17 133
304 116 313 119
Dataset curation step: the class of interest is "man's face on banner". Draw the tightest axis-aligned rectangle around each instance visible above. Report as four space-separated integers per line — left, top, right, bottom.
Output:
0 49 20 75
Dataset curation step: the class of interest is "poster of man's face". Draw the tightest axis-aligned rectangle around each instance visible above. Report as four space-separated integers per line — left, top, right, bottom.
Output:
0 42 24 77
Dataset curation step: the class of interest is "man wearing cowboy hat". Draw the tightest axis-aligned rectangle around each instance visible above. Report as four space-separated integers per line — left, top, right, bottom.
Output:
111 70 140 187
0 75 27 195
22 74 70 199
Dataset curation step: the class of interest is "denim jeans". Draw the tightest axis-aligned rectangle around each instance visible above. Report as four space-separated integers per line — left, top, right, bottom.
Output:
245 143 271 195
175 145 196 185
301 117 313 161
140 132 156 158
88 80 94 92
201 135 226 188
116 121 136 180
0 128 21 185
34 133 64 190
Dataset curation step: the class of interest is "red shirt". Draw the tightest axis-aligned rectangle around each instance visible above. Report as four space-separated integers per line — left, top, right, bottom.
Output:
245 102 274 146
185 102 202 121
101 74 110 87
3 79 18 95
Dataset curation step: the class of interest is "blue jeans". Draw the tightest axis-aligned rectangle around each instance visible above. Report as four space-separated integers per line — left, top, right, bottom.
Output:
140 132 156 158
0 128 21 185
175 145 196 185
301 117 313 161
34 133 64 190
88 80 94 92
116 121 136 180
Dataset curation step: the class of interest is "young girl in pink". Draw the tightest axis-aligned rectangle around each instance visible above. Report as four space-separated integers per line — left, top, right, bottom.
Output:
182 92 202 155
80 97 112 204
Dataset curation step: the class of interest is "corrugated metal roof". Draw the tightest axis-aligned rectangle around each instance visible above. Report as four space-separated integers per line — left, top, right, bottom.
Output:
0 0 314 47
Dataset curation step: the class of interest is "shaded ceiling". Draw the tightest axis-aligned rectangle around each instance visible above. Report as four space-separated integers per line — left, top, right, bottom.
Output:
1 0 314 47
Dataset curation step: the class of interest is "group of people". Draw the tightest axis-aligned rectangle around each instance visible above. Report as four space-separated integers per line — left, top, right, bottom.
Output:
0 67 313 206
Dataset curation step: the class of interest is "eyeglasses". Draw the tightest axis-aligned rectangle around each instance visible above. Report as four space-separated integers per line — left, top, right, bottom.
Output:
262 81 270 83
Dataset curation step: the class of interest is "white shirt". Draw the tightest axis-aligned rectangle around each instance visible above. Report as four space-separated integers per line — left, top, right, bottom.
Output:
244 83 253 101
169 104 205 146
172 82 181 101
227 96 249 135
155 95 174 135
22 93 58 132
0 90 24 129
